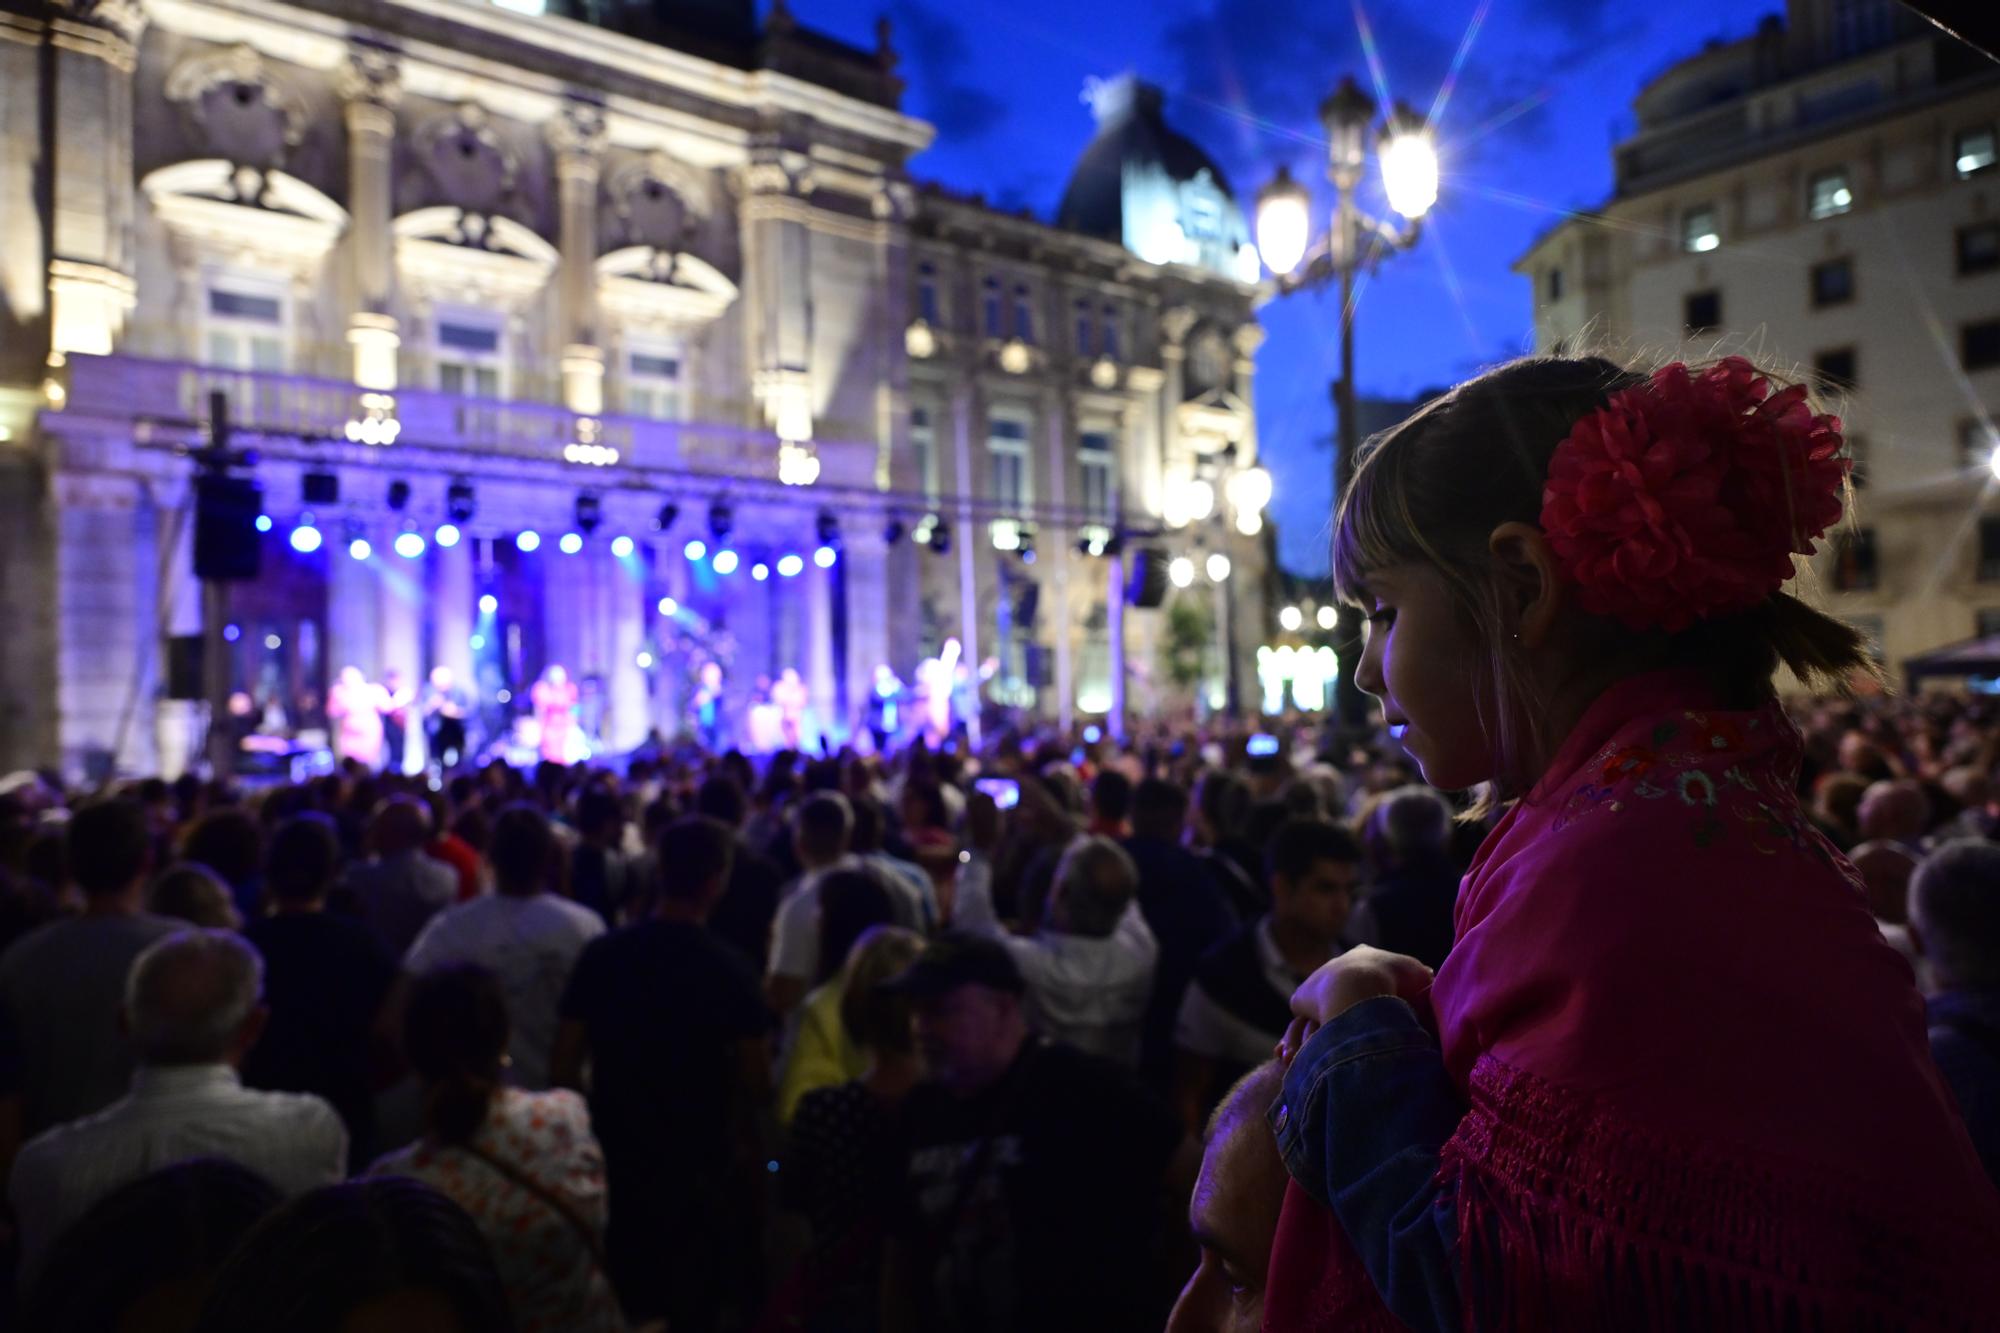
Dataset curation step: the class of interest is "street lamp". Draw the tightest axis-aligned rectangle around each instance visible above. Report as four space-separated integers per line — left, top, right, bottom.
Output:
1253 74 1437 730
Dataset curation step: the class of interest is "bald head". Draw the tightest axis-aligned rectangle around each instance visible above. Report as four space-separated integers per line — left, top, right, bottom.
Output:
1167 1063 1289 1333
126 930 266 1067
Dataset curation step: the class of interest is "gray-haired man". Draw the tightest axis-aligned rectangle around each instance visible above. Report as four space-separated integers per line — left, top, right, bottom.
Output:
8 929 346 1279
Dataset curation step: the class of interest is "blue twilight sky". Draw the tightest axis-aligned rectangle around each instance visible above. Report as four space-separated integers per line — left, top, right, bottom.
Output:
787 0 1783 574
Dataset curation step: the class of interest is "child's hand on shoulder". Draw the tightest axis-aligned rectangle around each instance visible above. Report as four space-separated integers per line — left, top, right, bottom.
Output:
1291 945 1434 1028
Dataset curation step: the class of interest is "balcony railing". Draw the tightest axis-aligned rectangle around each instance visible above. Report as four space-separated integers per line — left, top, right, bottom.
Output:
52 353 877 487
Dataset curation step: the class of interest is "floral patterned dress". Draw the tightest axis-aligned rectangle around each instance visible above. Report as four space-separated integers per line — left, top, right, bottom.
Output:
371 1087 624 1333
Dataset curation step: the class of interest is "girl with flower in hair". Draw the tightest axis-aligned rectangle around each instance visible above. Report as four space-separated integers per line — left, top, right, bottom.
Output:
1262 355 2000 1332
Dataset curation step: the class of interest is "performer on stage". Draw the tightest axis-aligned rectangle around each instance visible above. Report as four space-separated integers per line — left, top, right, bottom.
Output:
772 668 808 751
531 664 580 766
327 665 391 769
424 666 472 771
380 669 414 774
868 664 904 753
690 661 726 752
916 639 960 748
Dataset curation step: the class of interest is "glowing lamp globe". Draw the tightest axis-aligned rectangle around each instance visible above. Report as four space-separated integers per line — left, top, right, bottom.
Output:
1254 166 1312 277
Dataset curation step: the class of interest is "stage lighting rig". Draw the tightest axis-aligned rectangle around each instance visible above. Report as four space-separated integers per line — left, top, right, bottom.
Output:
387 479 412 512
447 478 476 523
653 501 679 533
575 492 603 535
708 498 733 543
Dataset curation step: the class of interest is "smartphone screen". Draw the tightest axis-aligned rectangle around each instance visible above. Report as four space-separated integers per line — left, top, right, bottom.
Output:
974 777 1020 810
1247 733 1280 758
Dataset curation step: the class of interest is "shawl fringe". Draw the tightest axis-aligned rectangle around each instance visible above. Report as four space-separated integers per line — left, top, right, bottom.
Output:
1448 1055 2000 1333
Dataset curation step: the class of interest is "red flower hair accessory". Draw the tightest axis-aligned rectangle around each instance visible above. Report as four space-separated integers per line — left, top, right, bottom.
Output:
1538 356 1848 633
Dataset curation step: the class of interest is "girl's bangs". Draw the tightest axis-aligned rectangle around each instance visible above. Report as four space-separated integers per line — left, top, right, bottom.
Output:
1330 439 1420 607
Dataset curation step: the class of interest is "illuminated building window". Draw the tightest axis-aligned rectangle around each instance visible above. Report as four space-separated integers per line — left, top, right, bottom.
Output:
1681 206 1719 253
624 347 683 419
1808 169 1853 220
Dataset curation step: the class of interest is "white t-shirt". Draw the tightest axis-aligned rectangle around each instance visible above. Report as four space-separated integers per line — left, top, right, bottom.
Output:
767 857 926 985
404 894 606 1090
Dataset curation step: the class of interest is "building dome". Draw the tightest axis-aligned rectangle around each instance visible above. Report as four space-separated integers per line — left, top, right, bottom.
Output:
1057 75 1259 283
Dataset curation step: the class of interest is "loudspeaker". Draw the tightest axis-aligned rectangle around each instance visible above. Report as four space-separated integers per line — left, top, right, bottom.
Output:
302 470 340 506
1125 546 1171 608
1013 581 1041 628
166 634 203 700
194 474 263 581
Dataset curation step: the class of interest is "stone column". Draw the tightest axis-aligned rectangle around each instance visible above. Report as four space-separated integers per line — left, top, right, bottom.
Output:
949 379 981 670
805 553 835 735
1043 386 1074 729
377 548 421 771
1158 305 1198 518
336 47 402 391
841 525 890 733
46 0 144 360
433 536 474 688
547 100 608 416
605 545 647 750
52 470 145 779
742 149 816 443
327 522 381 680
1232 324 1265 467
152 477 202 779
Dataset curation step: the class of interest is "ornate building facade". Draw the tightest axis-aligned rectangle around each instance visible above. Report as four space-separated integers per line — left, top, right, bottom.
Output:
0 0 1267 775
1515 0 2000 674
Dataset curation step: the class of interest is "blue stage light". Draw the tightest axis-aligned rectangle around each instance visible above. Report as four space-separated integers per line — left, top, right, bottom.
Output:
290 523 322 553
223 623 241 642
470 634 485 650
394 531 427 559
559 532 584 555
435 523 461 548
348 537 372 561
516 530 541 553
656 596 678 616
777 553 804 578
712 548 740 575
479 594 498 614
751 562 770 582
813 544 838 569
684 539 707 562
610 535 635 559
254 514 272 533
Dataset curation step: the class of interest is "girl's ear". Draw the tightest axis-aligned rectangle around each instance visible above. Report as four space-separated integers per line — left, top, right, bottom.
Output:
1487 521 1565 648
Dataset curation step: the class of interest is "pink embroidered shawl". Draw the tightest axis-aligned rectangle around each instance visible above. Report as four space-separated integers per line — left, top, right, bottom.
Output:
1263 671 2000 1332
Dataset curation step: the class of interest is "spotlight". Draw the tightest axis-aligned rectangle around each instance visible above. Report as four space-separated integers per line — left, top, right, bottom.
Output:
479 593 498 614
516 530 541 553
708 498 733 543
394 529 427 559
814 545 838 569
816 509 841 548
575 493 602 535
302 470 339 506
435 523 461 548
387 479 412 512
684 539 708 562
254 514 273 533
929 519 951 556
289 521 322 553
777 553 805 578
1017 529 1036 565
636 650 655 669
884 515 906 546
470 633 486 650
653 501 679 533
610 535 635 559
223 623 240 642
559 532 584 555
657 596 678 616
348 536 372 561
713 548 740 575
1169 556 1196 588
447 478 476 523
752 562 770 581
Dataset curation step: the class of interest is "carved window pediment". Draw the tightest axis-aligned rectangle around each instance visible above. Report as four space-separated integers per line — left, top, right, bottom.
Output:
596 246 737 333
415 103 521 216
141 159 347 281
394 208 556 311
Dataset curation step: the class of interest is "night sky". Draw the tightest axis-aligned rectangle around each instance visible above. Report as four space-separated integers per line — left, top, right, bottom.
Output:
792 0 1783 574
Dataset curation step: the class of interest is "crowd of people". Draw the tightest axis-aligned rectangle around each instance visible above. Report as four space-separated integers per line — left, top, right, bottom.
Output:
0 677 1991 1330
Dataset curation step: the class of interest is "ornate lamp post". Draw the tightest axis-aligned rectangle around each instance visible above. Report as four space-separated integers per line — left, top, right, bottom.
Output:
1254 76 1437 730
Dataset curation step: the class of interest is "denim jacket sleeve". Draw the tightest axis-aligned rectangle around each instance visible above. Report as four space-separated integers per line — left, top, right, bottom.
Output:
1269 994 1471 1333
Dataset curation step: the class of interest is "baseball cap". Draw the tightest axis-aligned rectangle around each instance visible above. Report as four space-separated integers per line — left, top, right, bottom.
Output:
879 931 1026 998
